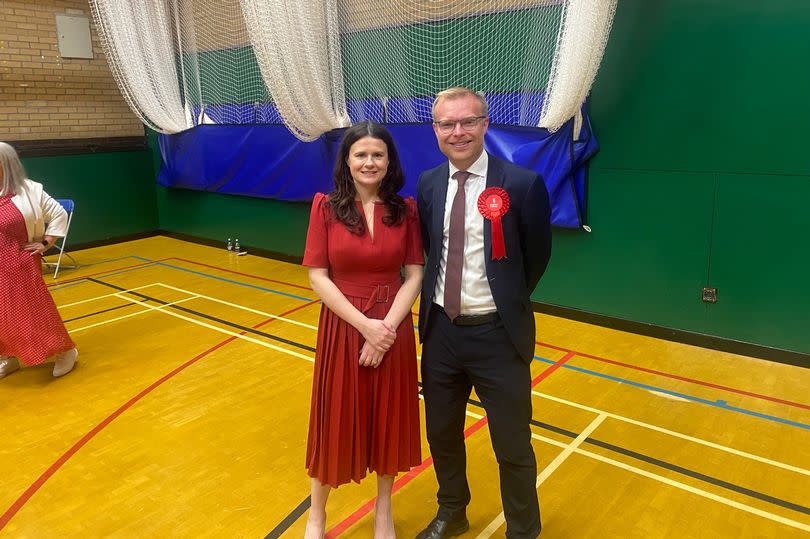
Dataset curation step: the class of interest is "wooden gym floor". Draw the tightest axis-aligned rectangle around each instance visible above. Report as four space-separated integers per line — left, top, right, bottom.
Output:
1 236 808 538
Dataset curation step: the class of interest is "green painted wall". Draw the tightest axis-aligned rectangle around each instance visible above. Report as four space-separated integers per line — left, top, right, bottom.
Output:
532 0 810 353
155 0 810 354
21 150 158 245
156 186 310 254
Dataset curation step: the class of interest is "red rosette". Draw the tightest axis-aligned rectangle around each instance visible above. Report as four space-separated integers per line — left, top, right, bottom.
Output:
478 187 510 260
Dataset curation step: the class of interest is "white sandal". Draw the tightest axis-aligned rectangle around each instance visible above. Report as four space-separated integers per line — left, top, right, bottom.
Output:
0 356 20 379
53 348 78 377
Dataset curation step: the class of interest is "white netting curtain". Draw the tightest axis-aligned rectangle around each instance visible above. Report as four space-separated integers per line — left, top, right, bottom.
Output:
540 0 618 132
335 1 562 125
90 0 616 140
89 0 191 134
239 0 350 141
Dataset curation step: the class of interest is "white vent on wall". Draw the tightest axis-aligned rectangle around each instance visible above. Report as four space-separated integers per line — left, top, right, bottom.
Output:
56 15 94 59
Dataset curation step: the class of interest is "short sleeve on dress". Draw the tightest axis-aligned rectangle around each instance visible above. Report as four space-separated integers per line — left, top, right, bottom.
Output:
303 192 330 268
403 197 424 266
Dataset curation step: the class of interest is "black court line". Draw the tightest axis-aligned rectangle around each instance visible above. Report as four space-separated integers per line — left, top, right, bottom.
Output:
525 417 810 516
63 299 148 323
264 495 312 539
85 277 316 353
582 438 810 515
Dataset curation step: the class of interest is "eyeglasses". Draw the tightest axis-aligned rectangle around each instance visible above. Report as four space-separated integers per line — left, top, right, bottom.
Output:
433 116 487 134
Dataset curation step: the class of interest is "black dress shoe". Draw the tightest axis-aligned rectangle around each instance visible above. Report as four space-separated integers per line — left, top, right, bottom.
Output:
415 515 470 539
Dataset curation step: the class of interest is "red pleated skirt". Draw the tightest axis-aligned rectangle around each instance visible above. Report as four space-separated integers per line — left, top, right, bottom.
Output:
306 279 422 488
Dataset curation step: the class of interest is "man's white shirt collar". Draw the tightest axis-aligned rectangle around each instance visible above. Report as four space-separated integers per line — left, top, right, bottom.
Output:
449 151 488 181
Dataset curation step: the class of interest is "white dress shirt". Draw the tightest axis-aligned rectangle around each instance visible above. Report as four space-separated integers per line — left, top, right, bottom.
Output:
434 151 497 315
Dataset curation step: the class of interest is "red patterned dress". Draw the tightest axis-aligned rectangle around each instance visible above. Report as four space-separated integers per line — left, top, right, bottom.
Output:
0 194 74 365
303 193 423 487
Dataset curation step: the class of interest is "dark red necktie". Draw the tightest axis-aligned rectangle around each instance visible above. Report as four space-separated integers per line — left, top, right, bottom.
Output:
443 170 470 320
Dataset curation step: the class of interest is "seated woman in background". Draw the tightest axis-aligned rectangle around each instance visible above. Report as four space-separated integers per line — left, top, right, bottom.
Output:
0 141 78 379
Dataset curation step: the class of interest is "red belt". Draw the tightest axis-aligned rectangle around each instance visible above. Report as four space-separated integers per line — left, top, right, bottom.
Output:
333 278 401 314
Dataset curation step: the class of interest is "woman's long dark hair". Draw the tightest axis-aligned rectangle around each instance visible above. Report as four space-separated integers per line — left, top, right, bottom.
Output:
329 121 406 235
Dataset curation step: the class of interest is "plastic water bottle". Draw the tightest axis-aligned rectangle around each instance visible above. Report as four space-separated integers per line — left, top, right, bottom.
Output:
234 238 241 253
227 238 233 251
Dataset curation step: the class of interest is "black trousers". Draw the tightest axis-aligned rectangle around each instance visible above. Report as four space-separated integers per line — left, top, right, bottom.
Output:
421 306 541 539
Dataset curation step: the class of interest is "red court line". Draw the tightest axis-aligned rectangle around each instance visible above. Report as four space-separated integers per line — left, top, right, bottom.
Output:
326 353 572 538
46 258 169 288
0 299 320 532
534 340 810 411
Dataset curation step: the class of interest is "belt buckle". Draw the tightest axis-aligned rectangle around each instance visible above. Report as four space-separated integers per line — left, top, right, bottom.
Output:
376 284 390 303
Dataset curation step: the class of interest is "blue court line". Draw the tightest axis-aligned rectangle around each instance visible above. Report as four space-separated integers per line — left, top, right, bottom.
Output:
130 256 314 302
533 356 810 431
58 254 806 431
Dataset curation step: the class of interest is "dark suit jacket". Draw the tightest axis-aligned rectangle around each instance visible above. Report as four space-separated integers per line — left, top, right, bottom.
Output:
416 153 552 362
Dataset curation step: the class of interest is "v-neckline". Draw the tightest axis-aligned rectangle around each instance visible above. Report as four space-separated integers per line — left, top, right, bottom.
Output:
357 199 380 242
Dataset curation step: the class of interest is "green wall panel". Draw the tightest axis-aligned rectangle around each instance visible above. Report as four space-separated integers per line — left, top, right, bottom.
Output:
156 186 310 256
535 168 714 334
21 151 158 245
706 174 810 353
591 0 810 176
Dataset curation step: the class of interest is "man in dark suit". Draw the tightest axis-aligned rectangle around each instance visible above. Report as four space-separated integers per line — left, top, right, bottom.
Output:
415 87 552 539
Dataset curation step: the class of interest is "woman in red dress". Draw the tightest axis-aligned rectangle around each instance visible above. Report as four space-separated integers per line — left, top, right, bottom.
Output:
0 142 78 379
303 122 424 538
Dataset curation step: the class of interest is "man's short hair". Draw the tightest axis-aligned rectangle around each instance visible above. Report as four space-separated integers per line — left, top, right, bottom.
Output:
432 87 489 120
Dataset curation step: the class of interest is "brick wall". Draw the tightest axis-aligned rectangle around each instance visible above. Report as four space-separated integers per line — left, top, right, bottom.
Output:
0 0 144 141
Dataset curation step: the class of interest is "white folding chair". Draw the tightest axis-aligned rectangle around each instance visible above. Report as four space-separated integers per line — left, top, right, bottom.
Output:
43 198 78 278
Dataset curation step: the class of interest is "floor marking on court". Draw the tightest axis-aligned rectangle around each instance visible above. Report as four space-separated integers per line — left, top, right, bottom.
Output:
75 254 808 417
648 389 692 402
476 414 607 539
530 390 810 476
154 282 318 330
60 264 810 434
464 396 810 528
58 283 160 308
136 255 809 413
580 437 810 515
46 258 167 291
535 339 810 411
169 256 313 292
534 357 810 431
62 300 147 323
128 257 314 302
577 441 810 532
0 299 319 532
264 495 312 539
69 296 200 333
522 430 810 534
104 294 315 360
85 278 317 354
